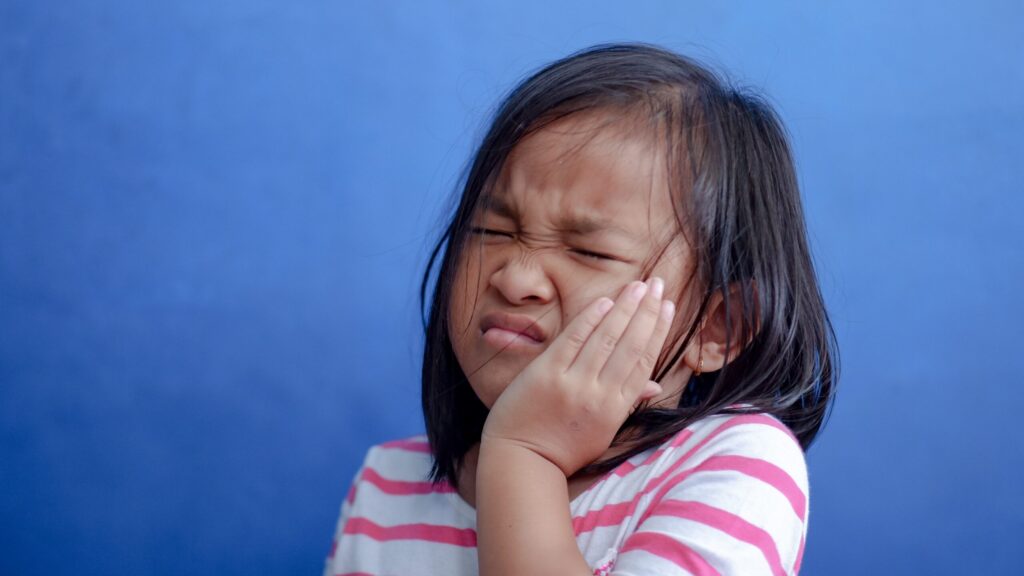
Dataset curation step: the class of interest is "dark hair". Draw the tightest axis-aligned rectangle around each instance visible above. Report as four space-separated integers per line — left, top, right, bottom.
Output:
420 43 838 487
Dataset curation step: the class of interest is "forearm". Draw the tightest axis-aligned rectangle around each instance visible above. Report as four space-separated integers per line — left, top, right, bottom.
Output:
475 438 592 576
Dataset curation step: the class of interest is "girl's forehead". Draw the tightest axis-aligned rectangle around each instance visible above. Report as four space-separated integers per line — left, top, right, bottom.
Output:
489 114 676 238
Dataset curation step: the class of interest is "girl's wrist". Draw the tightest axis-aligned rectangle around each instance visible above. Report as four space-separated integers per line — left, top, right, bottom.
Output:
478 434 569 479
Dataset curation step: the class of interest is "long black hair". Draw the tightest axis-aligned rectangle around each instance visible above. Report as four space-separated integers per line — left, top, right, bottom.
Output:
420 43 838 487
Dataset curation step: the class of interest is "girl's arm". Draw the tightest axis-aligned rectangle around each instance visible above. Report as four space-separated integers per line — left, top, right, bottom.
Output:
476 279 673 576
476 439 589 575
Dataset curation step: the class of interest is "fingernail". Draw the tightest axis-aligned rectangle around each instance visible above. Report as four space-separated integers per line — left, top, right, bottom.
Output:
651 277 664 298
631 281 648 300
663 300 675 320
597 298 614 314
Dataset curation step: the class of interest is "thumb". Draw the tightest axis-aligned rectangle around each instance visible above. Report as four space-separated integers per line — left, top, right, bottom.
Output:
638 380 663 401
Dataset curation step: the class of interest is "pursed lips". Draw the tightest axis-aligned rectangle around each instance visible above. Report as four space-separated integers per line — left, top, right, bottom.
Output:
479 311 548 344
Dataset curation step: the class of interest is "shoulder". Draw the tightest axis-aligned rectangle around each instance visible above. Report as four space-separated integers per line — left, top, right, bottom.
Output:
326 436 477 575
611 412 809 575
670 411 807 481
364 434 434 465
650 412 809 520
354 434 436 488
344 434 458 526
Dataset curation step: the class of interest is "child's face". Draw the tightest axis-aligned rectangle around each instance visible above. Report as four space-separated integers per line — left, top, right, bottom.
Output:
449 112 693 409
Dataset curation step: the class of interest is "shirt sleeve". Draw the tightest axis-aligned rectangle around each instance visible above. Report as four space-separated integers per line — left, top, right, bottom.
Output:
609 415 810 576
322 465 364 576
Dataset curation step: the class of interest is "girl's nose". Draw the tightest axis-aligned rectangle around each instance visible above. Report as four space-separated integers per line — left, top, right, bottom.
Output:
488 257 555 305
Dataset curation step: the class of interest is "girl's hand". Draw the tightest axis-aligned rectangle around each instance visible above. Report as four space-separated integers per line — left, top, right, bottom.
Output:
480 277 675 477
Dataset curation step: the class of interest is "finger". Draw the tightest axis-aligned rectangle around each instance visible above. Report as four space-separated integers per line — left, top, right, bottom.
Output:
543 295 615 370
597 276 665 388
567 280 648 379
622 298 675 402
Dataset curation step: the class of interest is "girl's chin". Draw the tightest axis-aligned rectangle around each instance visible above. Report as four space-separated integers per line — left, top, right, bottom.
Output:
467 366 530 408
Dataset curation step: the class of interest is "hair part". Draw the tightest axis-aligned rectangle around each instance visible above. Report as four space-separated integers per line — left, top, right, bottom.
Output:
420 42 838 487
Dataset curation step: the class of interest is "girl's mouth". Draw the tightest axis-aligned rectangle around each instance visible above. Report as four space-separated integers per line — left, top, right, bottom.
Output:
479 312 548 349
481 326 545 349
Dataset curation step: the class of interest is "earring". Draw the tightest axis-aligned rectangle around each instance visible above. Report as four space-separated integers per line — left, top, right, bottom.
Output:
695 356 704 377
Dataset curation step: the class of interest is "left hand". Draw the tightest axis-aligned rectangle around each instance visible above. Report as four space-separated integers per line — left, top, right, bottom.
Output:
480 277 676 477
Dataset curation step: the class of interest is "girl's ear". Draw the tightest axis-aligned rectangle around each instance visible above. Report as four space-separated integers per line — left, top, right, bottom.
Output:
683 282 755 374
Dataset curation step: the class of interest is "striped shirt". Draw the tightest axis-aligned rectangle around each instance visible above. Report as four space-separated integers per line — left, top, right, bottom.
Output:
324 413 809 575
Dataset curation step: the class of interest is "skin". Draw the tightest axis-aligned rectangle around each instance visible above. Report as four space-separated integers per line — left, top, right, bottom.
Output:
447 112 734 575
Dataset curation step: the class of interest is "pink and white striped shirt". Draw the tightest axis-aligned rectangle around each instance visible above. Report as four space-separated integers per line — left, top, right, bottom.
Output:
324 412 809 575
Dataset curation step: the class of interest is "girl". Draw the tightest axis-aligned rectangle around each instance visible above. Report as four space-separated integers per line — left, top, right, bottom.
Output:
325 43 837 576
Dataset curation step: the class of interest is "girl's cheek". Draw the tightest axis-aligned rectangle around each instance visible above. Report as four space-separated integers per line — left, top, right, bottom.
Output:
561 277 629 322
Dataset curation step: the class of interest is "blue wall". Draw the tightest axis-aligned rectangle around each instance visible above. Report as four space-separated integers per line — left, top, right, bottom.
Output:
2 2 1022 574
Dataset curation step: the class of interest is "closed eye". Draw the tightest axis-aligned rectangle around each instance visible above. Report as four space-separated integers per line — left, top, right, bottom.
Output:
570 247 615 261
470 226 514 239
471 227 617 261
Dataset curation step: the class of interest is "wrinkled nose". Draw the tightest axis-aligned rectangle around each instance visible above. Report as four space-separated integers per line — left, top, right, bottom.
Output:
488 255 555 305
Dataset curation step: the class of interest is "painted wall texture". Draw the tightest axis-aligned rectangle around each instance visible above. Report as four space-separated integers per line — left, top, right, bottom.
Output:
2 2 1022 574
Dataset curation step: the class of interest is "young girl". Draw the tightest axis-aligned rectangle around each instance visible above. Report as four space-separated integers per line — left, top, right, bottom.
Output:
325 43 837 576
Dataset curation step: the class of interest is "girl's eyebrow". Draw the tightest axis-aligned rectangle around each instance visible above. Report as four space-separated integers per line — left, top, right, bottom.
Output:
483 195 518 220
554 213 635 239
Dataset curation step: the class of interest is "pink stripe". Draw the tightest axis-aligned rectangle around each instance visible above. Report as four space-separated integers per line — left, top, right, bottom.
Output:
684 454 806 521
379 437 431 452
328 539 337 559
344 481 358 505
572 499 634 534
620 531 721 575
572 414 801 536
361 467 455 495
343 517 477 547
652 500 787 576
379 438 432 453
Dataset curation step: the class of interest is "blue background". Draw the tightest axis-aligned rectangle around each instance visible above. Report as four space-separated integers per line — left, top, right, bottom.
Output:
2 2 1022 574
